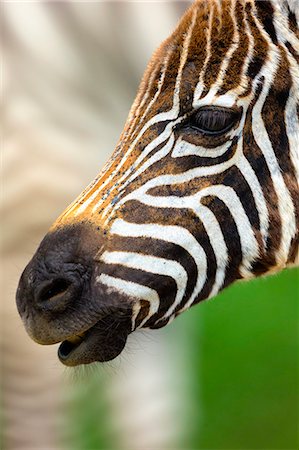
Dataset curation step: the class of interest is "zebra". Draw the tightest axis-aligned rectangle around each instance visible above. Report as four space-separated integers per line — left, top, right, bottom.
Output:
16 0 299 366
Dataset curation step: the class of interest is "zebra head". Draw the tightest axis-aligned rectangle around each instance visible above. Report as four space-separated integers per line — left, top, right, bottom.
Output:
17 0 299 366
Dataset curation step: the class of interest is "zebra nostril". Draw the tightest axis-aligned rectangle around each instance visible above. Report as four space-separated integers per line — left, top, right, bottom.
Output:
34 277 78 311
36 278 71 302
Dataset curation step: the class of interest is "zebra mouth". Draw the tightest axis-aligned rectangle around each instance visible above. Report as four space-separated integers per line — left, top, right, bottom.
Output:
58 332 88 362
57 315 130 366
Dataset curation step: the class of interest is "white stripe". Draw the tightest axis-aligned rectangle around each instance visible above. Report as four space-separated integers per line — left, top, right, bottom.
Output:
214 0 240 89
96 273 160 330
135 47 174 132
172 137 233 159
199 185 259 276
193 2 214 101
192 204 228 299
252 67 296 263
101 251 188 317
121 133 175 186
126 63 161 136
109 219 207 320
97 129 175 218
236 154 269 247
112 152 238 217
285 79 299 187
102 7 198 204
118 183 258 275
273 2 299 51
229 2 255 98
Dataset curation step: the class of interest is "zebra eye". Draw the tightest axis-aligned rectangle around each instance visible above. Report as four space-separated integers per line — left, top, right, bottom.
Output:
187 107 239 136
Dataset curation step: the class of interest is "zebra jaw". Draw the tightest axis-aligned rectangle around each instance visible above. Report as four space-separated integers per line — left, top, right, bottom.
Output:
57 320 129 367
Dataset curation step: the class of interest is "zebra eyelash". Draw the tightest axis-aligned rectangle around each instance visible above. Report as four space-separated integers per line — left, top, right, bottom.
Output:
178 106 241 137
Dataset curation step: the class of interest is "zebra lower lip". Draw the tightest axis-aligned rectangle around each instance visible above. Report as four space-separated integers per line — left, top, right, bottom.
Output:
58 333 87 361
57 315 130 366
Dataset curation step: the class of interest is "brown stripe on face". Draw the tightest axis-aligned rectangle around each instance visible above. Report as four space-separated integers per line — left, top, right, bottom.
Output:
127 138 238 200
179 60 200 115
217 0 249 95
120 200 217 307
105 135 176 204
83 127 172 215
261 46 299 237
178 1 210 114
201 0 235 97
128 3 197 133
244 2 269 83
127 54 174 143
107 235 198 310
255 0 278 45
123 63 161 143
146 174 222 199
118 131 170 184
200 195 242 287
146 140 238 199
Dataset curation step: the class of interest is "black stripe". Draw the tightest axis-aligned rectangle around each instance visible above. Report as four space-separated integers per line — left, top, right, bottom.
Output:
120 200 217 308
109 234 198 311
261 49 299 241
167 135 239 168
246 3 268 80
242 84 281 266
134 300 151 328
201 195 242 287
285 41 299 64
255 1 278 45
221 165 260 235
287 235 299 264
99 262 177 322
112 131 173 205
287 6 299 37
217 0 249 95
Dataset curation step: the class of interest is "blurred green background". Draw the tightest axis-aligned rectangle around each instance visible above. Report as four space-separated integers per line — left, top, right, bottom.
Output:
2 2 298 449
68 269 298 450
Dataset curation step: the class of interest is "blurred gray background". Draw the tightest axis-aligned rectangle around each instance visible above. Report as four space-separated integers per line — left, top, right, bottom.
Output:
1 2 193 449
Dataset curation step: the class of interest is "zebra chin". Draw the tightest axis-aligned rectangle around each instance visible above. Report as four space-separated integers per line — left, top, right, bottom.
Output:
15 220 135 366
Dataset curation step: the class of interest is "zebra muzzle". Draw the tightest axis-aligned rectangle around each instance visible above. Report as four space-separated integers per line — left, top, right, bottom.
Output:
16 220 134 365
